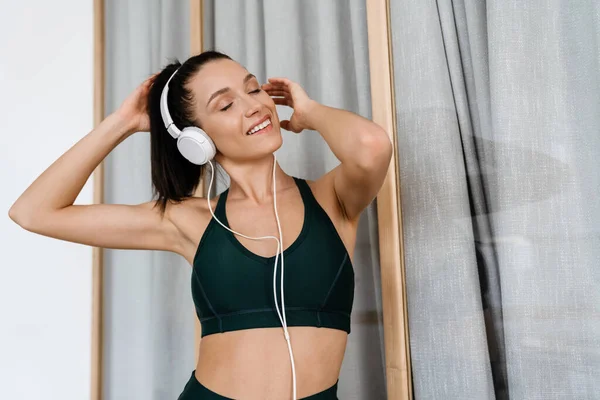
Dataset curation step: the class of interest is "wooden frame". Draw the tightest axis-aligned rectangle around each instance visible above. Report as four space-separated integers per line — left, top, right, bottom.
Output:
91 0 105 399
188 0 412 398
366 0 412 398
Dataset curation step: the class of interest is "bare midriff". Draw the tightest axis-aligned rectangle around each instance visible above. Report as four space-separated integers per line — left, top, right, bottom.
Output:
195 326 348 399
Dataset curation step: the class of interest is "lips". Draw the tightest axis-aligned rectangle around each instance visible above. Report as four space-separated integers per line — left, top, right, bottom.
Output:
246 116 272 135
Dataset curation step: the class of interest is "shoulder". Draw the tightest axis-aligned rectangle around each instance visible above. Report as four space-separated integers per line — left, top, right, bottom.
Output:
163 193 222 264
166 194 218 224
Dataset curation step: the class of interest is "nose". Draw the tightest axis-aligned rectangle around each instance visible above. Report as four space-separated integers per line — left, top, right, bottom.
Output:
243 94 262 118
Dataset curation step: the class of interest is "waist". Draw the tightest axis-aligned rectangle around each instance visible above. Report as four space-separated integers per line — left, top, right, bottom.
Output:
196 326 347 398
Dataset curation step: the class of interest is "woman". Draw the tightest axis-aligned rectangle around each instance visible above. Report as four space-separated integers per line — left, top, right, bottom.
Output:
9 51 392 399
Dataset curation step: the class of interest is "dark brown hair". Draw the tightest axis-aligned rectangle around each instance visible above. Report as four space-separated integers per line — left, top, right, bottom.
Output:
147 51 232 213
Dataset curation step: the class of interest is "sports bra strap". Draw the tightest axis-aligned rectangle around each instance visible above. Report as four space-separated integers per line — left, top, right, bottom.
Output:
293 177 317 207
214 188 229 220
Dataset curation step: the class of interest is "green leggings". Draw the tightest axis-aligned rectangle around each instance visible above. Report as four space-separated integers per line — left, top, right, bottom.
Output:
178 371 339 399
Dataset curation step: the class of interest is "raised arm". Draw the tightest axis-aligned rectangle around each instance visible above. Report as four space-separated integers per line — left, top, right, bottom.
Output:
8 75 184 254
263 78 392 221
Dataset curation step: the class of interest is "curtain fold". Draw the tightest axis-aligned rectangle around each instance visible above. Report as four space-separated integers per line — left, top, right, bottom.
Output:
103 1 195 399
391 0 600 399
204 1 387 398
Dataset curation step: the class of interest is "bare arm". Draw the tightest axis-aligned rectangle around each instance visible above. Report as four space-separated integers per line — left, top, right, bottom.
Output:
263 78 392 220
8 76 183 254
301 102 392 220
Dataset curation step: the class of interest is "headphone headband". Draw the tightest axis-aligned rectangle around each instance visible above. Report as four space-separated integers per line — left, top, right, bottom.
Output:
159 68 182 139
158 64 216 165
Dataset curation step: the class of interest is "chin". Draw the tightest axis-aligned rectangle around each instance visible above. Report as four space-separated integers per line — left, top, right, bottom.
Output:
262 134 284 155
247 135 283 161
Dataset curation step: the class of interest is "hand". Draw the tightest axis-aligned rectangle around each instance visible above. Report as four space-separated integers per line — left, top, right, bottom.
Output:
115 73 158 134
262 78 316 133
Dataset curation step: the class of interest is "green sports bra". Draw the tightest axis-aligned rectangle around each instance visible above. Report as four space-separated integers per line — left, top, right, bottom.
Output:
192 177 355 337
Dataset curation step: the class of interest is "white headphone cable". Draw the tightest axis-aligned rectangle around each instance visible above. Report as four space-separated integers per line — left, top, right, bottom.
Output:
271 154 297 400
205 155 297 400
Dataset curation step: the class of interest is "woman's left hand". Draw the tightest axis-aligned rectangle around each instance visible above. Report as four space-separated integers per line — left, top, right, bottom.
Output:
262 78 316 133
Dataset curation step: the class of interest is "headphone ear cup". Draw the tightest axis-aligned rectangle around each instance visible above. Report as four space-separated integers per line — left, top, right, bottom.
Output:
176 126 216 165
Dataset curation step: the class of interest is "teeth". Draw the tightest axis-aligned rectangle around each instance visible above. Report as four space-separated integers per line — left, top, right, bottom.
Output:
247 118 271 135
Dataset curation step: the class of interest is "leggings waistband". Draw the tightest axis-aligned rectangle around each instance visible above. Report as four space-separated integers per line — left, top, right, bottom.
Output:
178 371 339 400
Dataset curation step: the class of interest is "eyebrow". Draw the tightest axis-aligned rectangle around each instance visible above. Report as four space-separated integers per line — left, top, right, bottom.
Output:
206 73 258 107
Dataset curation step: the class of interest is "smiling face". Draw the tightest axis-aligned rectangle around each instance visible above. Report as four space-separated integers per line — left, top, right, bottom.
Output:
185 59 282 163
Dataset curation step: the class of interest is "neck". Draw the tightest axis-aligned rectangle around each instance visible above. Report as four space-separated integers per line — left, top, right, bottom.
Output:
216 154 294 204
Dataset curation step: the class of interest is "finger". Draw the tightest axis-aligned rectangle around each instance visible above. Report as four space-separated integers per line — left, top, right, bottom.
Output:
145 72 160 84
281 121 302 133
268 77 293 85
142 76 159 91
272 98 290 106
267 92 292 101
263 83 291 92
265 88 292 98
266 83 291 92
265 90 290 97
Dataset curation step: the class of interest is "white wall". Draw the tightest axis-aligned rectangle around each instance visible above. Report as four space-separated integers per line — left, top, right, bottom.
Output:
0 1 94 399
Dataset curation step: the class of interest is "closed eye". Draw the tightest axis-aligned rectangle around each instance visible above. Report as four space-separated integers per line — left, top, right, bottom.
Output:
220 89 260 111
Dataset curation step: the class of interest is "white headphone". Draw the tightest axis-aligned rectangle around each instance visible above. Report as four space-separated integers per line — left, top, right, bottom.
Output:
160 68 216 165
160 66 298 398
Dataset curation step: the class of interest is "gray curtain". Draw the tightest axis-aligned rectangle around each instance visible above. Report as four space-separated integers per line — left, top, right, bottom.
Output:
390 0 600 399
204 0 387 398
103 1 195 399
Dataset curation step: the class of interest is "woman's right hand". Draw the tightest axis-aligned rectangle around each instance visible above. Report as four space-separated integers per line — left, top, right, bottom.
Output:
115 74 158 134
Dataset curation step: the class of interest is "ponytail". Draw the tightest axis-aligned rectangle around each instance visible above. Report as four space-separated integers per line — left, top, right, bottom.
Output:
147 51 232 214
